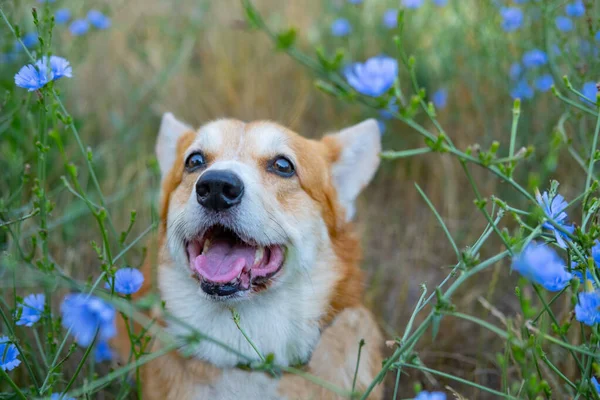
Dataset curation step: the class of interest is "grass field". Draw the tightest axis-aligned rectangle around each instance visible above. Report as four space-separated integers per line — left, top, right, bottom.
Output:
1 0 600 398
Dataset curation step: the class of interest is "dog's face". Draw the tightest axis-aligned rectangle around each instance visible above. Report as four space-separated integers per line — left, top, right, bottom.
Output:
157 114 381 303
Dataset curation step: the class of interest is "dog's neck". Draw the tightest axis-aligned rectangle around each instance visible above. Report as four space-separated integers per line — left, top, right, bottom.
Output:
159 251 336 368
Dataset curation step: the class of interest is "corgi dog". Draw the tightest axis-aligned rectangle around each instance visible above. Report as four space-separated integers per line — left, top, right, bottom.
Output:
112 114 384 399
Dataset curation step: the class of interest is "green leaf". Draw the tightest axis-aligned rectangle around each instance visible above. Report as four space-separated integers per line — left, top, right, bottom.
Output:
276 28 296 50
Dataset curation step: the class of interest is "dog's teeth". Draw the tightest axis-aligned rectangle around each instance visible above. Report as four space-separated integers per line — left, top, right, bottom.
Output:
203 239 211 253
254 247 264 265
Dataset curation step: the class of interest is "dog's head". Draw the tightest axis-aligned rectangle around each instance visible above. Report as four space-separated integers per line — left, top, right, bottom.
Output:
157 114 381 303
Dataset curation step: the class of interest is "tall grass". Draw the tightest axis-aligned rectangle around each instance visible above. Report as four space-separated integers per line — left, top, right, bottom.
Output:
1 0 599 398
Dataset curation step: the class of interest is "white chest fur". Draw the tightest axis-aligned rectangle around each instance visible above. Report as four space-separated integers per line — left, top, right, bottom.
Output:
158 262 332 368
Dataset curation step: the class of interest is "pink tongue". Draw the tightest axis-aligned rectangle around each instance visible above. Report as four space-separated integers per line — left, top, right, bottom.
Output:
194 239 255 283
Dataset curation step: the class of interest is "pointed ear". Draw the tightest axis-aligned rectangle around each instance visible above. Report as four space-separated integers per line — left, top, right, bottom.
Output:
324 119 382 221
155 112 193 178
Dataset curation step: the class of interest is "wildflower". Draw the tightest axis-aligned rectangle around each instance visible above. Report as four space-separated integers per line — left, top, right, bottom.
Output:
348 0 363 4
377 120 386 135
582 81 598 105
593 241 600 266
344 55 398 97
552 44 562 55
575 291 600 326
55 8 72 25
95 341 113 362
37 0 56 3
565 1 585 18
87 10 112 30
14 64 53 91
534 74 553 92
69 19 89 36
596 31 600 42
50 394 75 400
509 62 522 80
0 336 20 371
415 391 446 400
432 88 448 109
522 49 548 68
105 267 144 295
555 16 573 32
383 9 398 29
14 32 38 52
16 293 45 327
402 0 424 9
500 7 523 32
331 18 351 37
573 270 596 287
512 242 573 291
536 190 574 248
37 56 73 80
592 377 600 394
433 0 448 6
510 79 534 100
60 294 116 347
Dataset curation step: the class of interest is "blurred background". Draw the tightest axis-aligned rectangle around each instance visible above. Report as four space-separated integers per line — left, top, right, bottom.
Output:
1 0 599 397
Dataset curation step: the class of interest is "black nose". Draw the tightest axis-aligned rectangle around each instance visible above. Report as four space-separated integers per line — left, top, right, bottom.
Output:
196 170 244 211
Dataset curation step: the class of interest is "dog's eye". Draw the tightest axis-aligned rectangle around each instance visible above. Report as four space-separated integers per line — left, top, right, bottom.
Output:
269 156 295 177
185 152 206 172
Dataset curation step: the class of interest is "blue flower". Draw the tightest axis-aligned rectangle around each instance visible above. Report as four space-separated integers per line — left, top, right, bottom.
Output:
433 0 448 6
552 44 562 55
575 291 600 326
0 336 20 371
565 1 585 18
510 79 534 100
105 267 144 295
596 31 600 42
55 9 72 25
415 391 446 400
582 81 598 105
536 190 574 248
50 394 75 400
522 49 548 68
37 56 73 80
14 32 38 52
69 19 90 36
592 241 600 266
513 0 528 3
331 18 352 37
534 74 553 92
432 88 448 109
60 294 116 347
573 269 596 287
348 0 363 4
512 242 573 291
344 55 398 97
95 340 113 362
500 7 523 32
592 377 600 394
16 293 45 327
509 62 522 80
377 120 386 135
87 10 112 30
14 64 53 91
383 9 398 29
555 16 573 32
402 0 424 9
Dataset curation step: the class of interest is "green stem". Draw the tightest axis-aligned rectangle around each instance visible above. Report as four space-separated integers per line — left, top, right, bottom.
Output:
585 107 600 192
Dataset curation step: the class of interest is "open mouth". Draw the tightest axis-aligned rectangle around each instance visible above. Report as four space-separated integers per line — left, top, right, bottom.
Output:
186 225 285 298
